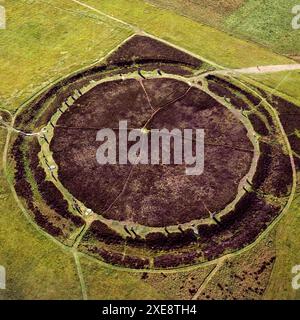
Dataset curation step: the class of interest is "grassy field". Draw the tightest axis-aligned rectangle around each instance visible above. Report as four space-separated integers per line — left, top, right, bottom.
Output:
146 0 245 28
200 230 277 300
264 176 300 299
0 130 82 299
79 256 166 300
83 0 293 67
79 254 219 300
0 0 132 111
249 70 300 102
225 0 300 56
147 0 300 56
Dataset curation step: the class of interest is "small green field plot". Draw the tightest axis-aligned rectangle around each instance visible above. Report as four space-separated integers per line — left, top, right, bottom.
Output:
199 230 277 300
225 0 300 55
79 256 167 300
265 180 300 299
146 0 245 27
249 70 300 103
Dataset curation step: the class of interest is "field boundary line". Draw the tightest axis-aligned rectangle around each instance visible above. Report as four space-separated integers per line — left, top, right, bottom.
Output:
192 258 225 300
69 0 138 31
73 251 88 300
36 0 128 28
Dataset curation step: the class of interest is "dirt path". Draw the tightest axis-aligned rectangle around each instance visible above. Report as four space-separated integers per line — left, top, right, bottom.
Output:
191 258 226 300
73 250 88 300
193 64 300 82
222 64 300 75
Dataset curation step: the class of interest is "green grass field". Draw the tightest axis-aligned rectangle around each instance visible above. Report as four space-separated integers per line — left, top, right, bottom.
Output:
146 0 245 31
0 130 82 299
147 0 300 56
225 0 300 56
83 0 292 66
0 0 132 111
249 70 300 102
264 179 300 300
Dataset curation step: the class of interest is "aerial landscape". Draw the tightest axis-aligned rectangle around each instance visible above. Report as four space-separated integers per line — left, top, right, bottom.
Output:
0 0 300 301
